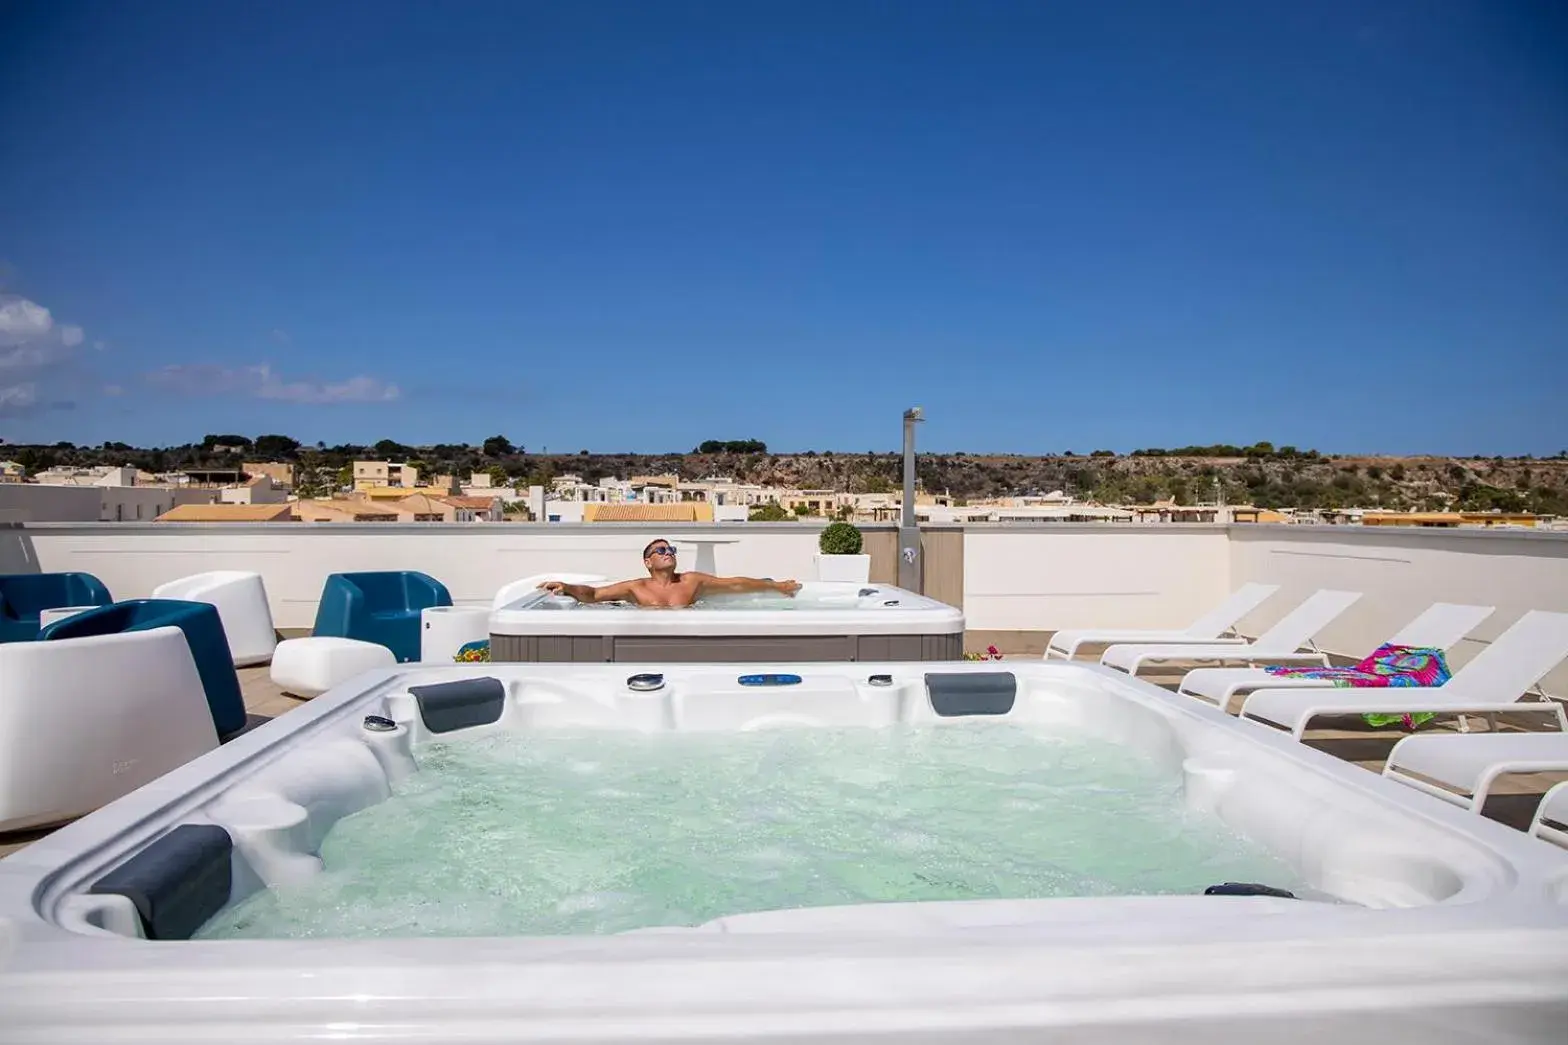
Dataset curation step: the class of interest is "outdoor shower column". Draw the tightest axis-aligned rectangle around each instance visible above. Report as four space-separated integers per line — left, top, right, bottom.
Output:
898 406 924 592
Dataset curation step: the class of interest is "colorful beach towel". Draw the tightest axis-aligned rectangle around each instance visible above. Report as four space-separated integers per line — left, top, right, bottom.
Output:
1264 643 1452 729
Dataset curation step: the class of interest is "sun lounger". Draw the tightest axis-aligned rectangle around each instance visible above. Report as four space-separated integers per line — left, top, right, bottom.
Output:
1531 780 1568 849
1176 602 1495 713
1043 583 1280 660
1238 610 1568 740
1381 732 1568 814
1099 589 1362 677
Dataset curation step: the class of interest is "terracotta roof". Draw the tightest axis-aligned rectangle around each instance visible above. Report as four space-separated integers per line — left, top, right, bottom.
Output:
379 493 450 516
585 503 712 522
155 503 295 522
439 495 501 509
294 499 399 521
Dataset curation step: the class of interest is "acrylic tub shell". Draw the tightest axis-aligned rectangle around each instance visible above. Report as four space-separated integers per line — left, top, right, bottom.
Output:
2 662 1568 1044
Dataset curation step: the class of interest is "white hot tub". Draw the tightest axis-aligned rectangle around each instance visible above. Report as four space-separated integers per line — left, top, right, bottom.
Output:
487 581 966 661
3 661 1567 1043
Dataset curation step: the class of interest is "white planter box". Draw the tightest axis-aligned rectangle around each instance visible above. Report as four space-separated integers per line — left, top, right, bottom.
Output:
815 553 871 584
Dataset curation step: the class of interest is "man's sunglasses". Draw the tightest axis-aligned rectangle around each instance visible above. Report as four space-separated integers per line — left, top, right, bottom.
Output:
646 545 677 557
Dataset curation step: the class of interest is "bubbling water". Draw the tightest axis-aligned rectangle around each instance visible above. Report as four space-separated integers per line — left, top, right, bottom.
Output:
198 722 1300 940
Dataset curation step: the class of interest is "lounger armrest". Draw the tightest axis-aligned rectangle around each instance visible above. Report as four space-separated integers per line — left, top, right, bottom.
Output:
1386 752 1568 813
1049 633 1247 660
1241 692 1567 741
1531 780 1568 847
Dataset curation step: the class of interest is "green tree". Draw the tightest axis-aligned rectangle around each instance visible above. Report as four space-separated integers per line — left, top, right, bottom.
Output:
749 502 790 521
482 435 515 457
373 439 410 459
253 434 300 459
202 434 252 450
293 451 331 497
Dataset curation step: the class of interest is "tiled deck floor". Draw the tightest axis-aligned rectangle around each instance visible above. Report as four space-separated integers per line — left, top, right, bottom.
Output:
3 655 1564 859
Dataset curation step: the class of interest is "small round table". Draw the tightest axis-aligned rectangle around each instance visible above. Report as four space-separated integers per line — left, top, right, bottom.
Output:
39 606 101 629
673 536 741 574
420 605 493 663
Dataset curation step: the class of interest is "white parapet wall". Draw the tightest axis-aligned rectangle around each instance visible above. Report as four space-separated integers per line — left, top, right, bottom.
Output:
1228 525 1568 698
961 525 1233 633
6 521 1568 698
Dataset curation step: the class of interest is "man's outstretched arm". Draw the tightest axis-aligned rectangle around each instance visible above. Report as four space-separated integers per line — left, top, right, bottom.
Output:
538 579 638 603
690 574 801 596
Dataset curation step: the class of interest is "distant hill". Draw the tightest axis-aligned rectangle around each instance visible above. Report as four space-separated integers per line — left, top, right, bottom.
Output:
4 437 1566 514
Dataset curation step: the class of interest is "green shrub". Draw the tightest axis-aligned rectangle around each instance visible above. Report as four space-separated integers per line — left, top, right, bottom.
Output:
819 521 863 555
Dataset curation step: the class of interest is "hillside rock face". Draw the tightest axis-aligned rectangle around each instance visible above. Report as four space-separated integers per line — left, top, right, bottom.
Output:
517 451 1568 513
10 439 1566 513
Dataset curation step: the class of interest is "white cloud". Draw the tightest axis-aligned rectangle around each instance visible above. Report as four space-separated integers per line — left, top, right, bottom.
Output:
0 344 64 371
0 383 38 411
0 297 54 343
0 294 90 417
145 362 401 404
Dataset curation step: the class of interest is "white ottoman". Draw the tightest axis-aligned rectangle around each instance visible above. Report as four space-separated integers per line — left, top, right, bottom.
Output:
270 637 396 699
153 570 278 667
421 605 492 662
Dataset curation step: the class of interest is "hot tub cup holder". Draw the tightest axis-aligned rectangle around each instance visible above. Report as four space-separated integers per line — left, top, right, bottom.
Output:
212 795 325 887
626 673 666 692
360 713 417 784
1181 757 1238 814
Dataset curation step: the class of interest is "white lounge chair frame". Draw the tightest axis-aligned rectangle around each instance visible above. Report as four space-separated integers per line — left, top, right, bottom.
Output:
1238 610 1568 741
1043 583 1279 660
1176 602 1496 714
1380 732 1568 814
1098 589 1363 678
1531 780 1568 849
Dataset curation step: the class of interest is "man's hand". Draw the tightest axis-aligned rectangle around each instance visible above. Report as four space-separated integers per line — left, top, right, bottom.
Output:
774 579 802 596
539 581 583 600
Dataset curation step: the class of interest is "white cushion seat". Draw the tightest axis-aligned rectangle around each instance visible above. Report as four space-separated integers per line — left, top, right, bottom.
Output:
152 570 278 667
269 636 396 699
0 628 219 832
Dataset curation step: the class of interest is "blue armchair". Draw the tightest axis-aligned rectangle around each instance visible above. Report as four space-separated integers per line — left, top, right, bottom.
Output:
312 571 452 663
0 572 112 643
39 599 248 738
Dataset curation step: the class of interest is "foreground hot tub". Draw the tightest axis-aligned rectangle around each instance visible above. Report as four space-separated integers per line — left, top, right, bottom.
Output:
488 581 965 661
3 661 1568 1043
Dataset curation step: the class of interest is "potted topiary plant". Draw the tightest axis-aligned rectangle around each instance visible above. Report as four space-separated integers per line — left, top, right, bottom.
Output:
815 520 871 584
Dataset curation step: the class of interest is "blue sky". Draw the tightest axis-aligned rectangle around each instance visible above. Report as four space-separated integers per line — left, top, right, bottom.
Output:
2 0 1564 455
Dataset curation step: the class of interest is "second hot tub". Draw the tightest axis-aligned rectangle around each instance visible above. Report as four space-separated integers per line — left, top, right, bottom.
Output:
487 581 965 662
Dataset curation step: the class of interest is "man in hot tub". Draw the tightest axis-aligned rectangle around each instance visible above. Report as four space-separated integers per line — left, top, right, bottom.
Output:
537 538 802 608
